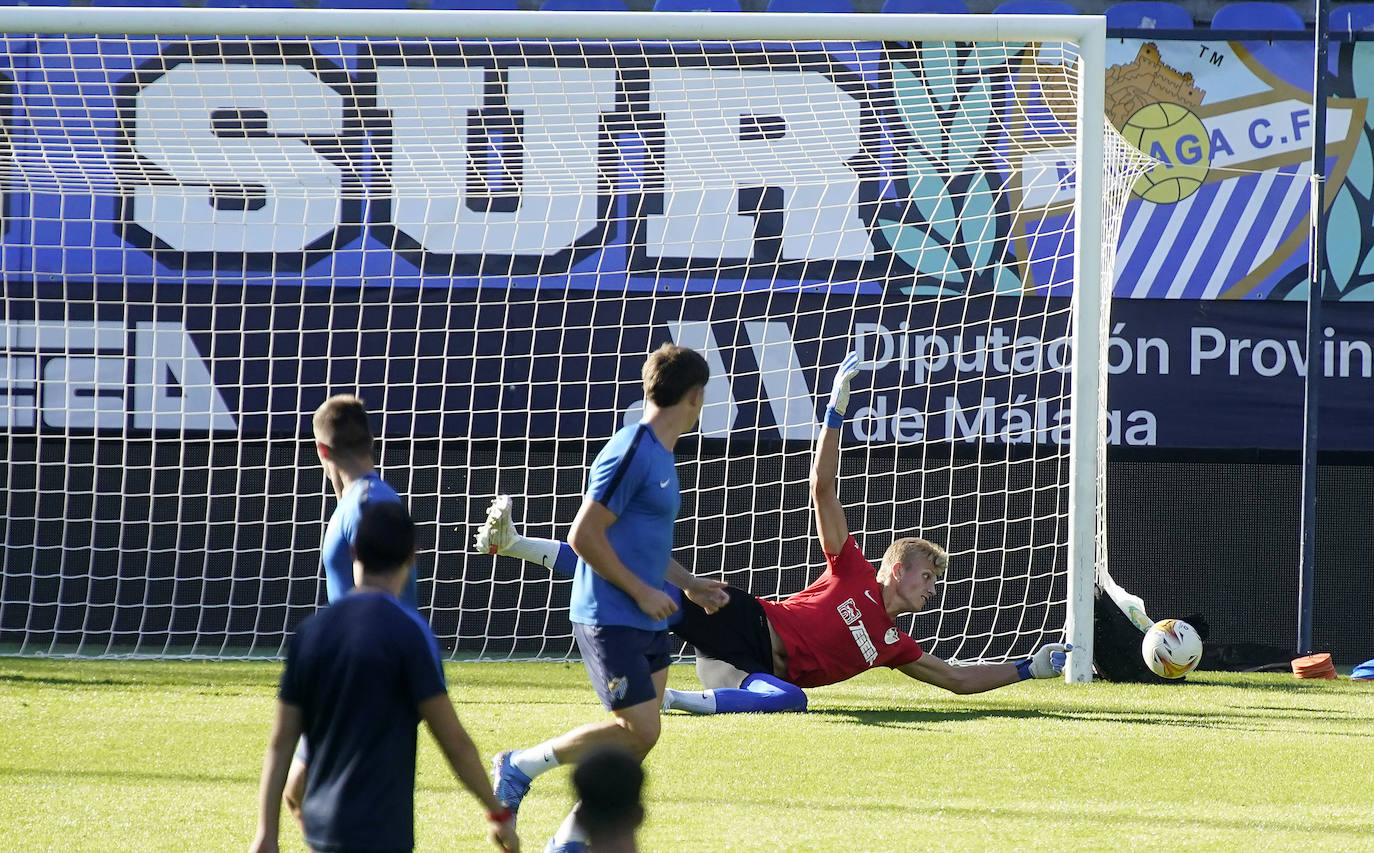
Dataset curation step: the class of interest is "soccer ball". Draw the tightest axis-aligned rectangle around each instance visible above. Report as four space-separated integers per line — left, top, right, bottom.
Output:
1141 619 1203 679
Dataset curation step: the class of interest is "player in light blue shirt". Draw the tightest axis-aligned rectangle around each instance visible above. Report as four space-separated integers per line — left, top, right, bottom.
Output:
568 419 682 631
321 475 415 607
490 344 729 853
314 394 416 608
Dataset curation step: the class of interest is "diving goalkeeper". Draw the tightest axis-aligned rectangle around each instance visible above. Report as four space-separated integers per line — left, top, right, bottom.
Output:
475 353 1070 714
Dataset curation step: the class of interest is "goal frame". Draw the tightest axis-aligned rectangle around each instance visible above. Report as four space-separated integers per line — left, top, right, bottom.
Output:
0 6 1105 682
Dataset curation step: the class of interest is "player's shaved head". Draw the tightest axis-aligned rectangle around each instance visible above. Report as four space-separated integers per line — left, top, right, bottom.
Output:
879 537 948 583
355 502 415 574
313 394 374 462
642 343 709 408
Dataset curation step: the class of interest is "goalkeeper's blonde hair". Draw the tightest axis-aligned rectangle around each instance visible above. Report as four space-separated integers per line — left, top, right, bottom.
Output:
878 537 948 583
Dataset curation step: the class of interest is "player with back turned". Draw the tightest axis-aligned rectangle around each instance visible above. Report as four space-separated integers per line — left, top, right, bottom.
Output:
312 394 416 608
477 351 1071 716
250 501 519 853
489 343 729 853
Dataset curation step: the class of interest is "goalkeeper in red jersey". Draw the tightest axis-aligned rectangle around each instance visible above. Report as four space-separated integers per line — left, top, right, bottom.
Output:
475 352 1070 714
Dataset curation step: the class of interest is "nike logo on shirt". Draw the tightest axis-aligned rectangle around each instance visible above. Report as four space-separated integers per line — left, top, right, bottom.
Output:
659 480 670 488
864 590 877 605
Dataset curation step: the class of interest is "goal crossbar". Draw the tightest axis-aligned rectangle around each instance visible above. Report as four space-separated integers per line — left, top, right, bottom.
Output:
0 8 1103 44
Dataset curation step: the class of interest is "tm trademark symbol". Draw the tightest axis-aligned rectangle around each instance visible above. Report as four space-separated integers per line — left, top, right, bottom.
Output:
1197 44 1225 67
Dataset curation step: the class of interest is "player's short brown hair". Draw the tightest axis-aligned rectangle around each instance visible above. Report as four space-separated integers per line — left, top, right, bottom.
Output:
641 343 710 408
312 394 374 462
878 537 949 583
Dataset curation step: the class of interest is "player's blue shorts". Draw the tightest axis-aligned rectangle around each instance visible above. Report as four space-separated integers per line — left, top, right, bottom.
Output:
573 623 671 711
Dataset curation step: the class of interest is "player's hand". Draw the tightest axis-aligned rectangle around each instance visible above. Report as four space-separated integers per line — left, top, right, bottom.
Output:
825 351 862 420
684 577 730 615
488 814 519 852
1028 642 1072 678
634 586 679 621
473 495 520 556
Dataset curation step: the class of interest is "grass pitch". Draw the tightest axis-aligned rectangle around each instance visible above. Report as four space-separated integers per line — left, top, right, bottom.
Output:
2 658 1372 852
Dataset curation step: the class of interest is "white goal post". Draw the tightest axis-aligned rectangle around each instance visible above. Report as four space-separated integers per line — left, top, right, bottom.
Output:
0 7 1145 684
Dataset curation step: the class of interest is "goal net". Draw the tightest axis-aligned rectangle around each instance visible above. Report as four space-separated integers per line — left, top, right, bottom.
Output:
0 9 1150 677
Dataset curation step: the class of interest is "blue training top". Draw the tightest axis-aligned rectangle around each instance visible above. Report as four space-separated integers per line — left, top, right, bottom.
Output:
279 591 446 853
321 473 417 608
570 421 681 631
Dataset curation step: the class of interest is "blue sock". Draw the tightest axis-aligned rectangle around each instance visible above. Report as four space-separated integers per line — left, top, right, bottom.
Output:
712 673 807 714
553 542 577 578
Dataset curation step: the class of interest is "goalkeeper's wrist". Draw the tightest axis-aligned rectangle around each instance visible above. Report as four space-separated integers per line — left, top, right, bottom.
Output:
824 405 845 428
1015 659 1033 681
486 808 513 824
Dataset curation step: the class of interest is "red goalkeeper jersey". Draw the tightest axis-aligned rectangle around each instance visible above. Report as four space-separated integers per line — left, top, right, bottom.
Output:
757 536 924 688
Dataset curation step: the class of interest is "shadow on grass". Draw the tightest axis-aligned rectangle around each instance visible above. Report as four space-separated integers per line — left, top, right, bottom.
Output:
0 671 279 693
815 707 1043 728
1183 677 1369 694
0 673 140 688
817 704 1372 735
663 789 1374 838
0 662 281 691
0 765 252 786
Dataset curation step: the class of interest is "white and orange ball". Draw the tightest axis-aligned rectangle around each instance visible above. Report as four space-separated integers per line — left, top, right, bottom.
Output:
1141 619 1203 679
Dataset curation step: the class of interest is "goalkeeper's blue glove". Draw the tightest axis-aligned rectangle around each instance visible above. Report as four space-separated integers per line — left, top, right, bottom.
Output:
824 352 862 428
1016 643 1072 680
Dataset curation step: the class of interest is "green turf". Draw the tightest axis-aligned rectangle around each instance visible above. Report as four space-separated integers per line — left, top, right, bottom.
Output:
2 658 1372 852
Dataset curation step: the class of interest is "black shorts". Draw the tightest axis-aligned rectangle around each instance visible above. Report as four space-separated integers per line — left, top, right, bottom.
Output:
671 585 774 677
573 623 672 711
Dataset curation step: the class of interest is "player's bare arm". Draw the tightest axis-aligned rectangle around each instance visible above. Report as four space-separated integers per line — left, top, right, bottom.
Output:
898 653 1022 694
568 498 676 621
418 694 520 852
898 643 1072 694
250 701 304 853
812 352 862 556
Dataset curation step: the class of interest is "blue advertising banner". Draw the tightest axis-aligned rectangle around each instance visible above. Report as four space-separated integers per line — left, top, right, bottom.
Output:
2 34 1374 449
8 282 1372 449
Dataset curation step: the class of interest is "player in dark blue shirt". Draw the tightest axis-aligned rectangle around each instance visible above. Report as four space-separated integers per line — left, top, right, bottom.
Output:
490 344 728 853
284 394 419 823
251 502 519 853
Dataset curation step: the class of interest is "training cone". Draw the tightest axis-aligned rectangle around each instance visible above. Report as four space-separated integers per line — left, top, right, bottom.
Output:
1291 653 1338 680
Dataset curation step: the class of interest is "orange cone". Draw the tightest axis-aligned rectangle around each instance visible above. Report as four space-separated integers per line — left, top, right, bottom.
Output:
1292 653 1338 679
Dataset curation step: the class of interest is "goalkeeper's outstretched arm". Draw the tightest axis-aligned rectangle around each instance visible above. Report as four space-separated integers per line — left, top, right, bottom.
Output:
897 644 1071 694
811 352 861 556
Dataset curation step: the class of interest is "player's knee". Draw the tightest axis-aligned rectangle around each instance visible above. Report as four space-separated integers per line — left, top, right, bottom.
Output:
615 717 660 757
628 725 660 757
742 673 808 712
696 655 749 690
